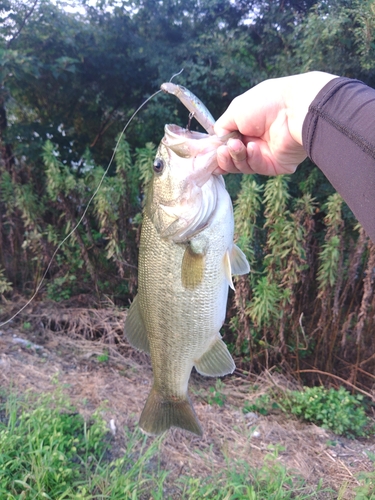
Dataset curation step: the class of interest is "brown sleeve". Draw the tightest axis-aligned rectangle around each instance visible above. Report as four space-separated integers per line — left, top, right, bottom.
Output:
302 77 375 243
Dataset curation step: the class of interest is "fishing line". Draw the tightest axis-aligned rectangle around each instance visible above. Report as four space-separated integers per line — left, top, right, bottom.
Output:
169 68 184 82
0 88 162 327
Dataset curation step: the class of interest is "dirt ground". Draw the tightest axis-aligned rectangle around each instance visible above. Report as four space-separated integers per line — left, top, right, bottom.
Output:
1 301 375 498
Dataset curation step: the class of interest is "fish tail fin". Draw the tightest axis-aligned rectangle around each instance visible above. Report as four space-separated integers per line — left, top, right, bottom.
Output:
139 386 202 436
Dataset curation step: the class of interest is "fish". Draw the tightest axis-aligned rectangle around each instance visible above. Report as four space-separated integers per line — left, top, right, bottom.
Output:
124 86 250 436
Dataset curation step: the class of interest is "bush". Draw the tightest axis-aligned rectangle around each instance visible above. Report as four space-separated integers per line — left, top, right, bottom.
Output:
284 386 371 438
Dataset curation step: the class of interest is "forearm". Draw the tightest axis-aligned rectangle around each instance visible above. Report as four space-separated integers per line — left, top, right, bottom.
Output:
302 77 375 242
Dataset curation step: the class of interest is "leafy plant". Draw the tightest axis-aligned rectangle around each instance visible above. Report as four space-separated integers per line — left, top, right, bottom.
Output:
283 386 371 438
0 390 108 497
180 448 329 499
97 351 109 363
243 394 279 416
207 379 226 407
0 267 12 295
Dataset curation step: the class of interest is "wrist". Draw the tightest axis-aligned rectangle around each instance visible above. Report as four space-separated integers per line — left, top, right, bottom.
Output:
285 71 339 145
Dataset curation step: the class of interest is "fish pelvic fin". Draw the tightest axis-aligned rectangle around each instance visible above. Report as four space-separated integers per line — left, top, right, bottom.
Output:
195 336 235 377
139 387 203 437
124 294 150 354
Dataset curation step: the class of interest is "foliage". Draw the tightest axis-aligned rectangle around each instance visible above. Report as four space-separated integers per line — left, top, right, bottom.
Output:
207 379 226 407
0 387 335 499
0 0 375 388
243 393 279 416
0 133 155 301
180 449 329 499
0 390 108 497
228 167 375 387
0 267 12 294
283 386 371 438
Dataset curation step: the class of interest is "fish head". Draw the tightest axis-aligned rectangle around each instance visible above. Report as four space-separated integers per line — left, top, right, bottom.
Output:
146 124 237 242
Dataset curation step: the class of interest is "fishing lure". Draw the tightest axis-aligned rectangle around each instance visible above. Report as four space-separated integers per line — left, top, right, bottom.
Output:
161 82 216 135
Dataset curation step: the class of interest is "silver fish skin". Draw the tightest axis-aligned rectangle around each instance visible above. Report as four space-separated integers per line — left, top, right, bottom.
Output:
124 124 250 436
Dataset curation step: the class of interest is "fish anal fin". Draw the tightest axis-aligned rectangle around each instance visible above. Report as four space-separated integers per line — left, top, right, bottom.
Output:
195 337 235 377
139 386 202 436
181 246 205 290
124 295 150 354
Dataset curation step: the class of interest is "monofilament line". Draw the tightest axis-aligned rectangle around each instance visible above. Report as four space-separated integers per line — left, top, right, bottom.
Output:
169 68 184 82
0 88 162 327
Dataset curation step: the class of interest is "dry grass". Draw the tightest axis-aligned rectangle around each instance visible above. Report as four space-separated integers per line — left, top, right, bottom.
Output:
0 301 375 498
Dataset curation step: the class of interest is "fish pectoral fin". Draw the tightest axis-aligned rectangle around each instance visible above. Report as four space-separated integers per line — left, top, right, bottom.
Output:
181 246 205 290
139 386 203 436
224 245 250 290
194 337 235 377
124 294 150 354
230 244 250 275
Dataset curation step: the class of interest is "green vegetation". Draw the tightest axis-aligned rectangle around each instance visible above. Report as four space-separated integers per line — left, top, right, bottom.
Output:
244 393 279 416
180 452 328 499
207 379 227 407
97 351 109 363
243 385 372 439
0 0 375 390
0 389 167 498
0 388 335 499
1 1 375 496
284 386 372 438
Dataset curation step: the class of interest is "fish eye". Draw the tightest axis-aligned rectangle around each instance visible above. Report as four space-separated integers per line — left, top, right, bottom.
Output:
153 158 164 174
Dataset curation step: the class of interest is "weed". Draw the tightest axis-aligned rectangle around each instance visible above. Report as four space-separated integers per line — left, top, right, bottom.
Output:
46 274 78 301
97 351 109 363
179 448 330 499
354 469 375 499
0 387 335 499
283 386 371 438
207 379 226 407
243 393 279 416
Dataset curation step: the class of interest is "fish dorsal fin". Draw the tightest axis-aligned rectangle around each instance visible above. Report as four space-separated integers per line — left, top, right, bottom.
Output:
181 246 205 290
224 244 250 290
194 336 235 377
124 294 150 354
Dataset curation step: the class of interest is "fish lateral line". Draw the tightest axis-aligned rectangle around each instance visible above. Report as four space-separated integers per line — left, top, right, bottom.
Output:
0 88 163 328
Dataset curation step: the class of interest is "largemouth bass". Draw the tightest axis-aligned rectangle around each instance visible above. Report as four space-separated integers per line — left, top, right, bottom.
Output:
124 88 249 436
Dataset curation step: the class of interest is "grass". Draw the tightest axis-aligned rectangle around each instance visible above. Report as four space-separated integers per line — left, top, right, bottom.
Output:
0 386 373 499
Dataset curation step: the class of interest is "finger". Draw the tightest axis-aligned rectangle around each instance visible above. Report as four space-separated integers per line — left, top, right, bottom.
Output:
214 124 234 138
245 141 278 176
214 111 238 137
216 145 243 174
226 138 253 174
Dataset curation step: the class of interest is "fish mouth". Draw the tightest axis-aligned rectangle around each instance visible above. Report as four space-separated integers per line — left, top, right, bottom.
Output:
162 124 227 187
162 124 217 163
163 124 209 142
162 124 240 176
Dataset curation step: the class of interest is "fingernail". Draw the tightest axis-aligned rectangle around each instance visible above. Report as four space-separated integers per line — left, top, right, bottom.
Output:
227 138 240 151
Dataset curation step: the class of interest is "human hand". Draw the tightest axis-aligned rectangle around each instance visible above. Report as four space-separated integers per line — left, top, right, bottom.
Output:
214 71 338 176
